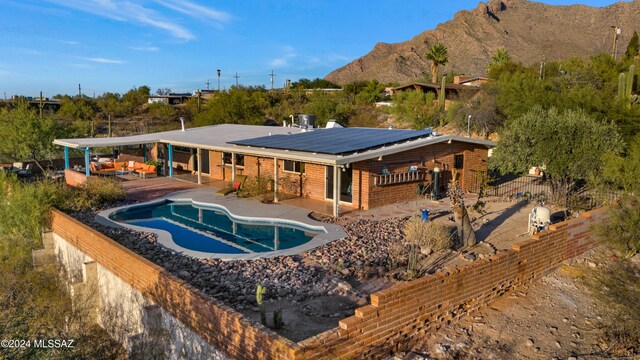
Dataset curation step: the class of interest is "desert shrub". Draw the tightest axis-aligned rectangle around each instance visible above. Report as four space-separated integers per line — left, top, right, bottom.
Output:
0 172 66 244
584 257 640 357
404 216 452 254
238 175 273 202
592 195 640 258
64 176 126 212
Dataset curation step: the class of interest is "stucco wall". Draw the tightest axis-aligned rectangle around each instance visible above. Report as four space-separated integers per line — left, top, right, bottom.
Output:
53 232 228 360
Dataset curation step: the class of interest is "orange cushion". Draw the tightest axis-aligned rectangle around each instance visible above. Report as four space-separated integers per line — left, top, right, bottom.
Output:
232 181 241 190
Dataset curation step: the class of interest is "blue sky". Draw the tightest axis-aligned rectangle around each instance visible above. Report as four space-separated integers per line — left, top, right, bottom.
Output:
0 0 624 97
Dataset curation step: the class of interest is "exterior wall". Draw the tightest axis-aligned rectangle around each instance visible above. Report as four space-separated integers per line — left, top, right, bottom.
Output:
50 211 300 360
298 207 608 359
53 233 226 359
64 169 88 187
356 141 489 210
203 141 487 210
49 205 607 360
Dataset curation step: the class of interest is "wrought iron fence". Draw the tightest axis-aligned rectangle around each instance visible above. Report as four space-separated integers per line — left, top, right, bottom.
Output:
468 170 621 210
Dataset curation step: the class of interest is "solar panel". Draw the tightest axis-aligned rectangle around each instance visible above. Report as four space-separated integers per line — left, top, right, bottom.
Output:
228 128 433 155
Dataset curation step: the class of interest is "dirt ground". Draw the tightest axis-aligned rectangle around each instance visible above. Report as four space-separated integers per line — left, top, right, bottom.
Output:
395 249 617 360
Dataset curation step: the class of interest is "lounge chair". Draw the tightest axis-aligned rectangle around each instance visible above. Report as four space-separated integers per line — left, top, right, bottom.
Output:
215 175 247 196
17 164 33 177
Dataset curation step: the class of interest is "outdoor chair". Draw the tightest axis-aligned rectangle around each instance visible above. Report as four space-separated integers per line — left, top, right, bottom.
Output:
10 162 23 173
17 164 33 178
215 175 247 196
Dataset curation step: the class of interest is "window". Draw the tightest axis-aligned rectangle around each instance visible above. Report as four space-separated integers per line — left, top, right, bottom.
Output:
173 146 192 154
223 153 244 167
454 154 464 169
284 160 305 174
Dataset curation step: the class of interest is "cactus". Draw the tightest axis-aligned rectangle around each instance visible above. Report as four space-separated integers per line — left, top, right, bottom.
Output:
626 65 635 109
256 283 267 326
273 309 283 329
618 72 626 100
439 76 446 111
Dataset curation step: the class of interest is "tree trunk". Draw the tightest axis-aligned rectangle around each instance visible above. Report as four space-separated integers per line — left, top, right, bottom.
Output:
431 63 438 83
454 205 477 248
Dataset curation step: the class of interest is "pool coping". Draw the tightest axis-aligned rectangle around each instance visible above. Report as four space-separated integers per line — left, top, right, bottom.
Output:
95 189 347 260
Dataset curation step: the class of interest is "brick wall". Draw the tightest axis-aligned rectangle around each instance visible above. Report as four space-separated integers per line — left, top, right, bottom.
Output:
50 210 301 360
51 205 606 359
297 207 608 359
356 141 489 209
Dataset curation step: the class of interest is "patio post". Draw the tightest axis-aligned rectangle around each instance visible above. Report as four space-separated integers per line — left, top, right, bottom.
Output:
333 165 340 217
168 144 174 177
196 148 202 185
84 148 90 177
143 144 147 163
231 153 236 182
273 157 279 203
64 146 70 169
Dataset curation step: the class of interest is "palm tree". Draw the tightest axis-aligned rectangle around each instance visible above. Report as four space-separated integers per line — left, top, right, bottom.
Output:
491 47 511 65
425 43 449 83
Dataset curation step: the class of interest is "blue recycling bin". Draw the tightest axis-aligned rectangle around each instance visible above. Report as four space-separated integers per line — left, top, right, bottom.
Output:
420 209 430 222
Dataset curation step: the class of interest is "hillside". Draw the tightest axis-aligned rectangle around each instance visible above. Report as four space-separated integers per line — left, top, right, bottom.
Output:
325 0 640 84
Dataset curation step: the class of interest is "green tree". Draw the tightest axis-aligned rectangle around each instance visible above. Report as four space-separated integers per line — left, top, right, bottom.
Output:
491 106 624 207
624 31 639 60
391 90 437 129
0 103 69 172
194 88 264 126
491 47 511 66
121 85 150 115
425 43 449 83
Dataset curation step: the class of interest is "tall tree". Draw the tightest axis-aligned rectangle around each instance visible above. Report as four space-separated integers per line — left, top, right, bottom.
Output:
625 31 639 60
491 106 624 207
425 43 449 83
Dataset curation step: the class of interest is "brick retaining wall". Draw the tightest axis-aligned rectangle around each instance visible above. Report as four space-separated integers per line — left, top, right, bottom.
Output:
51 206 607 359
51 210 300 360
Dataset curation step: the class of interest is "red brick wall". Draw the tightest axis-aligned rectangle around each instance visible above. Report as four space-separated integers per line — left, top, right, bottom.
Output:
50 211 301 360
64 169 87 187
297 207 608 359
355 141 489 209
50 205 607 360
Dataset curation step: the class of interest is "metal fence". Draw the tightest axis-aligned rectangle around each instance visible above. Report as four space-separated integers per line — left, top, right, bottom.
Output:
467 170 621 210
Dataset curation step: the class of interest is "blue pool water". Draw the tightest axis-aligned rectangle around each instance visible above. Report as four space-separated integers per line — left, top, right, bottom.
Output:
109 201 323 254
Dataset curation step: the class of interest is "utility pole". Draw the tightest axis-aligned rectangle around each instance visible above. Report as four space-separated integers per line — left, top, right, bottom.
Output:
78 83 82 97
205 79 210 90
269 70 276 90
217 69 221 91
39 91 44 118
233 72 240 88
611 25 621 61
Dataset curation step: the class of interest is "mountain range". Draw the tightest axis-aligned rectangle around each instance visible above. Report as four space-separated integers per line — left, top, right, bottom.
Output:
325 0 640 84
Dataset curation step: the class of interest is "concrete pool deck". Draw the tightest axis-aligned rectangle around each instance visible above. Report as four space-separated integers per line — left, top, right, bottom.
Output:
96 188 348 260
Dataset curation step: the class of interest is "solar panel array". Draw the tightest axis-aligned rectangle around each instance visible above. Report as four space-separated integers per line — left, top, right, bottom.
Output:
228 128 433 155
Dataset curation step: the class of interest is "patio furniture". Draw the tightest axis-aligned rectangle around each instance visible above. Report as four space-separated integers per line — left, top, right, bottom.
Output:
17 164 33 178
10 162 23 173
215 175 247 196
89 161 127 175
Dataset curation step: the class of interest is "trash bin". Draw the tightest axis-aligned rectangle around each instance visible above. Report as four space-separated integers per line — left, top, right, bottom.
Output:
420 209 430 222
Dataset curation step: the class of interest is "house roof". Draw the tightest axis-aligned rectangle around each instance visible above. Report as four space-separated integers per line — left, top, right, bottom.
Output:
53 124 495 166
392 82 481 92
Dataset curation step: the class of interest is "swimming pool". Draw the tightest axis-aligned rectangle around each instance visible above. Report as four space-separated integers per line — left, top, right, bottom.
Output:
108 200 325 255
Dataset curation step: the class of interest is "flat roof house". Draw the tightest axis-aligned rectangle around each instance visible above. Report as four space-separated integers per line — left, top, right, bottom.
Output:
54 124 495 216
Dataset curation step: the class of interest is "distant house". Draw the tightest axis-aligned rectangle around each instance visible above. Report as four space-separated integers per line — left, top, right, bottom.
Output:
148 93 194 105
453 75 491 87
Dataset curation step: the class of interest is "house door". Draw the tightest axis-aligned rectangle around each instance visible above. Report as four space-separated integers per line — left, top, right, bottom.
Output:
325 166 353 203
201 150 210 174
